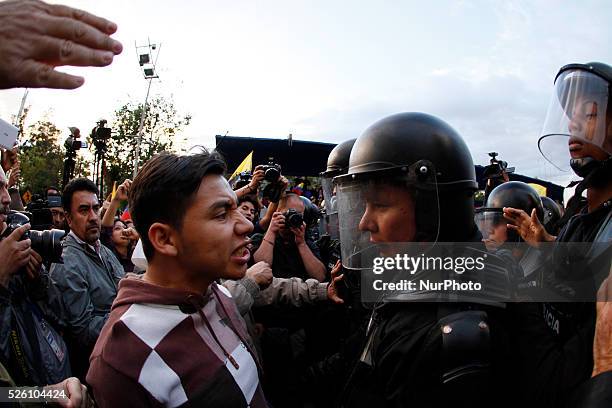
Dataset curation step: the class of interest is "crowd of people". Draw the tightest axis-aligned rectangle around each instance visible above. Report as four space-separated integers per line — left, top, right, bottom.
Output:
0 1 610 407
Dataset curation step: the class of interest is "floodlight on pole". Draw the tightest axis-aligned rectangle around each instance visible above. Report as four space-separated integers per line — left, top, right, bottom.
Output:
133 39 161 178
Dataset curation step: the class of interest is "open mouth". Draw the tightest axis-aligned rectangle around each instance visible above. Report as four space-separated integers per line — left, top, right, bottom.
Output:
231 243 251 264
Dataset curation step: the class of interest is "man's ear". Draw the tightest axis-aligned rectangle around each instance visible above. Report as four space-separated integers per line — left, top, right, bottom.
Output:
148 222 179 257
65 212 73 228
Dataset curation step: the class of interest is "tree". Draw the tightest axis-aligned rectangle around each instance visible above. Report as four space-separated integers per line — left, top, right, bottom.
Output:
104 95 191 190
18 119 65 196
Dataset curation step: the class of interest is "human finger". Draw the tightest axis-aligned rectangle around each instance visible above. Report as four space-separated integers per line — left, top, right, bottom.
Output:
33 37 114 67
8 224 30 241
530 208 540 224
15 60 84 89
16 238 32 251
503 207 527 220
39 14 122 54
330 261 342 279
47 2 119 35
25 258 37 280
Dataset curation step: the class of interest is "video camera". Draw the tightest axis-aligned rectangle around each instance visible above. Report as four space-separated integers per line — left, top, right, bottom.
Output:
91 119 112 151
283 208 304 229
483 152 515 180
64 127 87 157
1 211 65 263
25 195 62 230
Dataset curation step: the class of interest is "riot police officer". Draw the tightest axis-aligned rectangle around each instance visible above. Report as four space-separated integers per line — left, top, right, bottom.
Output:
504 61 612 407
335 112 515 407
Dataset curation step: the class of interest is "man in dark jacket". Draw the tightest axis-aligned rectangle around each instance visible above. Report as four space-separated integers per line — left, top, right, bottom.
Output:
50 178 125 379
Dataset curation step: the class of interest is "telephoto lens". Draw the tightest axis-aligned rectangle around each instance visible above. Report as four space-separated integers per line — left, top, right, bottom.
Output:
1 211 66 263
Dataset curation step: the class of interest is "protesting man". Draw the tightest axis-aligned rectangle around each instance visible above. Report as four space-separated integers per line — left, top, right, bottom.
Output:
87 150 268 407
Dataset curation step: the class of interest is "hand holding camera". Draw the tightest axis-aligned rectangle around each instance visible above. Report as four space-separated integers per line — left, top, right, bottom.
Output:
0 223 31 286
247 167 265 193
269 212 286 234
290 222 306 246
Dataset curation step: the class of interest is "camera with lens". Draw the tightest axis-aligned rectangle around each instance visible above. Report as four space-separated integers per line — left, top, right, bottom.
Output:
25 195 62 230
483 152 515 180
234 171 252 190
260 158 281 183
283 208 304 229
0 211 66 263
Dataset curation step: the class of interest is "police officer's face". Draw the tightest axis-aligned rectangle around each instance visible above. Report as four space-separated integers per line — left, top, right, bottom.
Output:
358 183 416 243
568 96 612 160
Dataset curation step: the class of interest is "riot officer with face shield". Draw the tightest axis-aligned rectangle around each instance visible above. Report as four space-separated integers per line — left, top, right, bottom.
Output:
503 62 612 407
475 182 547 294
336 112 515 408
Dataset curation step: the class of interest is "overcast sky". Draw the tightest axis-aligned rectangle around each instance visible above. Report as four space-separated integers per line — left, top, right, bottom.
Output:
1 0 610 187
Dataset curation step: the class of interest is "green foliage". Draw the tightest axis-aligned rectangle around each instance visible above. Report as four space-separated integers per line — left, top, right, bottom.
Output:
18 120 64 195
105 95 191 187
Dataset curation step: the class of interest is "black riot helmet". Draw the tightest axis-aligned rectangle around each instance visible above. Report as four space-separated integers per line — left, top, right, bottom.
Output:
475 181 544 243
322 138 356 179
540 196 562 235
320 138 356 238
539 62 612 180
335 112 479 269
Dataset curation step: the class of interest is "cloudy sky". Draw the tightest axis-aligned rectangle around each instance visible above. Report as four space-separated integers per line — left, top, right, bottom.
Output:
0 0 610 187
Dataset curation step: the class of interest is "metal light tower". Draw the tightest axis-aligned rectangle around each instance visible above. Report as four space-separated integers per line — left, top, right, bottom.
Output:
133 39 161 178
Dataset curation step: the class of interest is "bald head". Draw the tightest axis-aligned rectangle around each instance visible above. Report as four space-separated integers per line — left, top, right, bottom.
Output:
278 193 305 213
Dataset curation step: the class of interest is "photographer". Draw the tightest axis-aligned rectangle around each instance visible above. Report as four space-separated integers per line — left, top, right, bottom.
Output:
0 166 72 387
100 179 137 272
483 152 514 203
235 166 265 199
252 193 326 282
49 178 125 380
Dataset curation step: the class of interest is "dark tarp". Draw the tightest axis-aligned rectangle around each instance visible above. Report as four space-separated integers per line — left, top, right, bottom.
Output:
215 135 564 203
215 135 336 177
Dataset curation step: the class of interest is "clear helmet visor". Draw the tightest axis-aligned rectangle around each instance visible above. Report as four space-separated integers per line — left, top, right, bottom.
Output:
336 163 440 271
539 69 611 172
474 208 508 244
321 177 337 215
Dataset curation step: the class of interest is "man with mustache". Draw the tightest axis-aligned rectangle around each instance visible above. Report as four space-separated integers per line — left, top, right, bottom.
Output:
49 178 125 380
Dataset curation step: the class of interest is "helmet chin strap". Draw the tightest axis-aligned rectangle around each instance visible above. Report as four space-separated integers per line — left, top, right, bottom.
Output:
570 155 612 193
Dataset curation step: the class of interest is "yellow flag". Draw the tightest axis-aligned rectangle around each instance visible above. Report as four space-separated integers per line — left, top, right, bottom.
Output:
528 183 547 197
229 151 253 180
110 181 117 200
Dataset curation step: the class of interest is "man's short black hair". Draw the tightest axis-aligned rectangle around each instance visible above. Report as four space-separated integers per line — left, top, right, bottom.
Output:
129 149 227 260
62 178 99 213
